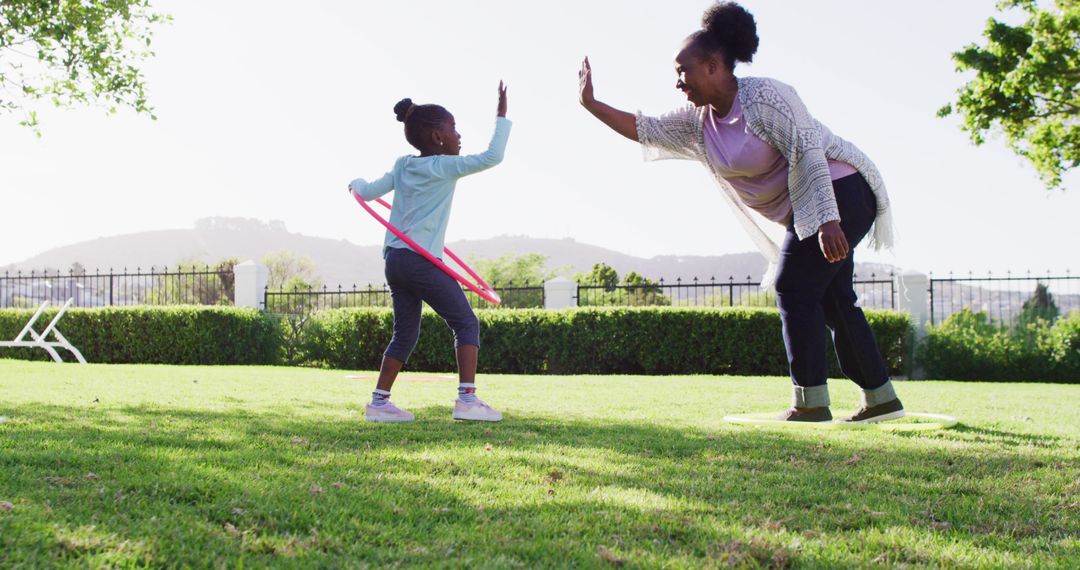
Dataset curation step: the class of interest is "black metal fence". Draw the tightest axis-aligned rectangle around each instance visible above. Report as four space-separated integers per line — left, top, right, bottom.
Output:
0 266 904 314
929 271 1078 326
853 273 896 311
576 276 768 308
264 284 390 314
464 282 545 309
0 266 234 309
264 281 546 314
575 273 896 310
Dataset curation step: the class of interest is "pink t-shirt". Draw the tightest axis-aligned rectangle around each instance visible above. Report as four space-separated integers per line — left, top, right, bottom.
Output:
703 97 857 224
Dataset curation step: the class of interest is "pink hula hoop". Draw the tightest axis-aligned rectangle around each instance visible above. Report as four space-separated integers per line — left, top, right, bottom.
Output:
351 190 502 305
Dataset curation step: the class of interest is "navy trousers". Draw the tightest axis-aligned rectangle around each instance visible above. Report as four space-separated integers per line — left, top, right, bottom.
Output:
774 174 889 390
383 247 480 363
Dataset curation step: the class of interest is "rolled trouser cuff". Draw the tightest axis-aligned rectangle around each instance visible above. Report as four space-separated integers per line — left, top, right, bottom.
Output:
792 385 831 408
861 380 898 407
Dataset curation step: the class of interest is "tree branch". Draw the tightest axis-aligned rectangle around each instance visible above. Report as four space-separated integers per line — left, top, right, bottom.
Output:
1033 94 1080 115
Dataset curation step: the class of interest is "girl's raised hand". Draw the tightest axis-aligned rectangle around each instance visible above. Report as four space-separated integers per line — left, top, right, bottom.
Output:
497 80 508 117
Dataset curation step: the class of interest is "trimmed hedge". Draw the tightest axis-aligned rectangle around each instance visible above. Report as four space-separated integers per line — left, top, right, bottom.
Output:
304 306 913 377
918 309 1080 383
0 305 915 377
0 306 279 365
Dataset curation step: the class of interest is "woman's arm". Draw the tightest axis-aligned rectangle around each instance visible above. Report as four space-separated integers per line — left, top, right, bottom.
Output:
581 57 702 161
579 57 638 141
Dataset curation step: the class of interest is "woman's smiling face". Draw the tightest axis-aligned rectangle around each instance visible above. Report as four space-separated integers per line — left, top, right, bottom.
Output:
674 43 724 107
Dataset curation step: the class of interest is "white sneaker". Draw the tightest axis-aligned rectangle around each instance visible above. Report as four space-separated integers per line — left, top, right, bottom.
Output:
452 398 502 422
365 402 415 423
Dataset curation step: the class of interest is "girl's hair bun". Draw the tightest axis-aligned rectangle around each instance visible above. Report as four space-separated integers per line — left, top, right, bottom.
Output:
393 98 414 122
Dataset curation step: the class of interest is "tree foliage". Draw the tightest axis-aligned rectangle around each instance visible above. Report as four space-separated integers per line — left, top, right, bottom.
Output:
470 253 563 287
1020 282 1061 323
0 0 169 130
576 263 619 291
575 263 671 306
939 0 1079 189
919 308 1080 381
144 258 237 306
261 250 320 292
467 253 566 309
1014 282 1061 349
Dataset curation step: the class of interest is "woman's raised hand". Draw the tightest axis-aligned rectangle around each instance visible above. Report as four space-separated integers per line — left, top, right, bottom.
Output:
577 56 638 142
578 57 594 107
497 80 508 117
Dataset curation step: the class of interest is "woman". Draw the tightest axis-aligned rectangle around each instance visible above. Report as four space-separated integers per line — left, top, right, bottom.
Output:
578 1 902 422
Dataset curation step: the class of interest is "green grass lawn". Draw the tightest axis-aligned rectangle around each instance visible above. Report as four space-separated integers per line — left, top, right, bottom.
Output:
1 360 1077 569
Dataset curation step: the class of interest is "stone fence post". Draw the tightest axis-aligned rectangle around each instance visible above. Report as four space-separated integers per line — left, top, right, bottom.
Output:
234 261 269 310
544 277 577 309
896 271 930 335
895 270 929 378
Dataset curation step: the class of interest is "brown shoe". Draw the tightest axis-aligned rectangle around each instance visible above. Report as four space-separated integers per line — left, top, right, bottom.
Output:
775 407 833 422
840 398 905 423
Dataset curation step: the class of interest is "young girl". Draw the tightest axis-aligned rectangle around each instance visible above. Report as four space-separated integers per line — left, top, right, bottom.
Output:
348 82 510 423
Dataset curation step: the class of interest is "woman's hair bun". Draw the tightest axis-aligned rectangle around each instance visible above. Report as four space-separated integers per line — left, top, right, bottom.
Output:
393 98 414 122
701 1 759 64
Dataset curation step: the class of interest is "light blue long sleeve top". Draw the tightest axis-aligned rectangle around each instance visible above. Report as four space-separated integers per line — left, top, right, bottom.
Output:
350 117 512 258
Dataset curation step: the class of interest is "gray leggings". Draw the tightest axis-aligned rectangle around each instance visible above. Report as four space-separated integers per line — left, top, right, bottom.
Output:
383 247 480 362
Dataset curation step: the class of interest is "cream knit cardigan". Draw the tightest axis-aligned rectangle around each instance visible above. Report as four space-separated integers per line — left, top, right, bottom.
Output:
635 76 895 288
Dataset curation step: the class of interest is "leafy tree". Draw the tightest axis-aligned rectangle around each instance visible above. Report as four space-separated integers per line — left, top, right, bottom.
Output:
261 250 320 292
1 0 170 131
214 257 239 304
938 0 1079 189
144 258 236 306
471 253 563 287
575 264 671 306
1020 282 1061 323
575 263 619 290
622 271 670 306
1014 282 1061 349
468 253 566 309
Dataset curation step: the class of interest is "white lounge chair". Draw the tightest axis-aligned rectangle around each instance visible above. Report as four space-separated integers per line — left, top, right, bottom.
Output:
0 299 87 364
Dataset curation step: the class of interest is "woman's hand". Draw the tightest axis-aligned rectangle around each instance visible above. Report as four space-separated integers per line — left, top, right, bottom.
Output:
577 56 638 141
578 57 595 108
817 220 849 263
497 80 508 117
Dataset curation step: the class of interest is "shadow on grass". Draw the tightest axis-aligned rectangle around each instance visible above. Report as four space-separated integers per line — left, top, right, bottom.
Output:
0 403 1077 568
946 424 1071 448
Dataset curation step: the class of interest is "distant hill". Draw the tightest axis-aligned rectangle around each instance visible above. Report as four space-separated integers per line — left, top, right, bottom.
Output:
1 217 896 286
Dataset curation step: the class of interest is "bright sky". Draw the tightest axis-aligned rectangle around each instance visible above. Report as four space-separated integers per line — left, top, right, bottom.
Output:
1 0 1077 275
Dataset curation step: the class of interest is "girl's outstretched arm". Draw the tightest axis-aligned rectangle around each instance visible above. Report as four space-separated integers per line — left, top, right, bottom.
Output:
431 82 512 180
579 57 638 142
348 169 394 201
